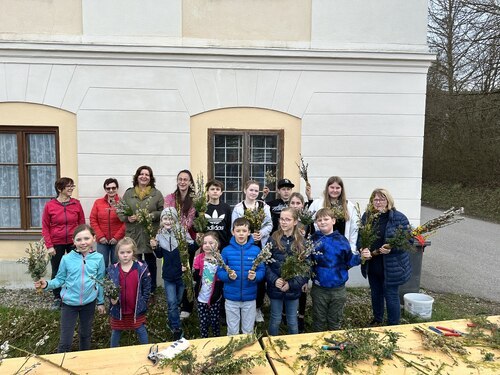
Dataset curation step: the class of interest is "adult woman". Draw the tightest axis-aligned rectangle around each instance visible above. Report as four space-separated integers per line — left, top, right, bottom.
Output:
308 176 358 252
119 166 163 294
358 188 412 326
42 177 85 309
164 170 196 318
231 180 272 322
90 178 126 268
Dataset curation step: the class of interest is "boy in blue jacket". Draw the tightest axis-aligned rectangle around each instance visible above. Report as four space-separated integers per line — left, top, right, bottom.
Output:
311 208 371 331
217 217 265 335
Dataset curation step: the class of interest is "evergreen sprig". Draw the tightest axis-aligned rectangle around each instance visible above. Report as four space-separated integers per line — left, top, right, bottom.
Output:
280 236 315 281
192 173 209 233
244 206 266 233
158 334 266 374
355 203 380 250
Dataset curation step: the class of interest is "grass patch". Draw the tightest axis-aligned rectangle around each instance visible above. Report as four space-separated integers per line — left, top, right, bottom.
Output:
2 287 500 359
422 182 500 223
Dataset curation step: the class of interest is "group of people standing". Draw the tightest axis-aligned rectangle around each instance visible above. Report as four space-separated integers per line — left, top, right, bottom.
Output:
38 166 412 353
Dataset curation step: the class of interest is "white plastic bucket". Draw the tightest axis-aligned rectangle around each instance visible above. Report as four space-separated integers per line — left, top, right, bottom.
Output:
404 293 434 319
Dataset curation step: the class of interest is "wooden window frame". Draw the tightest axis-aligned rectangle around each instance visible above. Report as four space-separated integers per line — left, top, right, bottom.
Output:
0 126 60 238
208 128 284 202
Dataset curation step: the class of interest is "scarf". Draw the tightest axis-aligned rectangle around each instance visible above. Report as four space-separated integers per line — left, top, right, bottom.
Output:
134 186 152 201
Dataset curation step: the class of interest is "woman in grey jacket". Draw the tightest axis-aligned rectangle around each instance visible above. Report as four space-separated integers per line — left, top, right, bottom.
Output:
119 166 163 294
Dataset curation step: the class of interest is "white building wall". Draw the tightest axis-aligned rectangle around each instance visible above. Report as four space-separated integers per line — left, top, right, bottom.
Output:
0 48 430 227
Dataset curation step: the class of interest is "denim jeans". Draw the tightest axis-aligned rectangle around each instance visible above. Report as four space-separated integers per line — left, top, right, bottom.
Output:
268 298 299 336
368 274 401 325
164 279 184 331
96 243 117 269
58 300 96 353
110 324 148 347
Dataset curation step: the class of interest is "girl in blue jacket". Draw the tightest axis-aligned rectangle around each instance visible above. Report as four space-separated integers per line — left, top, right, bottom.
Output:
266 208 308 336
35 224 105 353
107 237 151 347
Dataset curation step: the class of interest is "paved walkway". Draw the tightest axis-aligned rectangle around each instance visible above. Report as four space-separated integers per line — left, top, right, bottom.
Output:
420 206 500 303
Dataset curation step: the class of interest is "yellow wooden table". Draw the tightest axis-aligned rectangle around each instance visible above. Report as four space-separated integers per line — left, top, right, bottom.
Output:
263 316 500 374
1 334 271 374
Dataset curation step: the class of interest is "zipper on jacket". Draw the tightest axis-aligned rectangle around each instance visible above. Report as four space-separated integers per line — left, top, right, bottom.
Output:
80 253 85 305
240 244 244 302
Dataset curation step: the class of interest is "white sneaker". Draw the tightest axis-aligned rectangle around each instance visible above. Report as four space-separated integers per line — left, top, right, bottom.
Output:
255 308 264 323
180 311 191 320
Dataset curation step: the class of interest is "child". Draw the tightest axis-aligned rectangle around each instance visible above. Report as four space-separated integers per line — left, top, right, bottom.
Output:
151 207 195 340
217 218 265 335
231 180 272 322
35 224 105 353
310 208 371 331
266 208 308 336
204 179 233 250
267 178 295 234
108 237 151 347
193 232 223 338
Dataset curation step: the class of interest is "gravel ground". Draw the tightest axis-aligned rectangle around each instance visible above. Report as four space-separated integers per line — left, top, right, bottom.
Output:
0 288 54 310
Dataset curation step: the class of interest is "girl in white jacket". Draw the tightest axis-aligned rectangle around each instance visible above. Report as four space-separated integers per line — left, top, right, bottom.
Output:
308 176 359 253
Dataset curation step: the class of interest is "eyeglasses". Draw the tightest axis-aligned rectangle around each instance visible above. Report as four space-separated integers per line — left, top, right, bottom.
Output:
105 186 118 191
373 198 387 203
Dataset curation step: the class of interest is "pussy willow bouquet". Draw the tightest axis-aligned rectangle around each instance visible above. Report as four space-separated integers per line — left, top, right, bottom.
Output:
264 170 277 185
244 207 266 233
209 246 236 279
91 275 120 300
280 236 316 280
191 173 209 233
136 197 156 240
17 239 49 292
296 154 309 184
386 207 465 248
298 208 315 227
168 207 195 302
113 199 134 217
249 243 275 273
355 203 380 264
329 203 345 221
412 207 465 245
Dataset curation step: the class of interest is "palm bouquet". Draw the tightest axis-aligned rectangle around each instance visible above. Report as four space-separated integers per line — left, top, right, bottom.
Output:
355 203 381 264
113 199 134 217
249 243 275 275
136 197 156 240
386 207 465 249
280 236 316 280
167 206 195 302
244 207 266 233
298 208 315 227
17 239 49 293
296 154 309 185
191 173 209 233
209 246 236 279
91 275 120 300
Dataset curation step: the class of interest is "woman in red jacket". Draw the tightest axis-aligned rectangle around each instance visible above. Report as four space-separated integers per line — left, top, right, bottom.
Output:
42 177 85 310
90 178 126 268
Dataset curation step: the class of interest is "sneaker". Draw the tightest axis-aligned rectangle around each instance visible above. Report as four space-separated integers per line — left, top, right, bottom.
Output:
172 329 184 341
180 311 191 320
51 299 62 310
255 308 264 323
